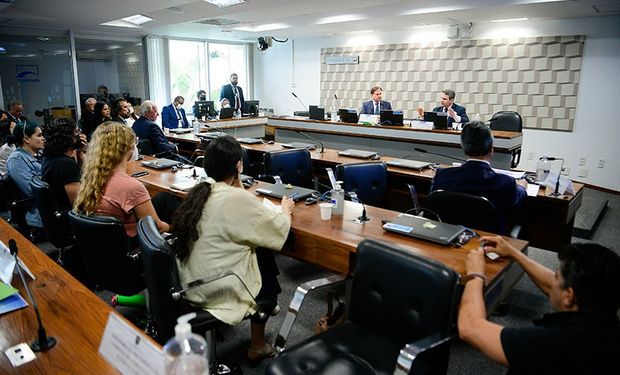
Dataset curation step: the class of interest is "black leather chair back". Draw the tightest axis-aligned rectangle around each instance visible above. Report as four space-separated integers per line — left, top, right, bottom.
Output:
336 162 388 207
68 211 144 295
264 148 312 188
424 190 500 233
137 138 153 156
350 239 461 348
5 176 30 235
489 111 522 132
30 176 73 249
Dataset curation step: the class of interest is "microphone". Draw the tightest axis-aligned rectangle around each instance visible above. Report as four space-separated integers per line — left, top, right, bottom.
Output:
414 147 466 163
301 174 370 222
8 239 57 352
334 94 340 111
295 130 324 153
291 92 308 111
546 157 565 197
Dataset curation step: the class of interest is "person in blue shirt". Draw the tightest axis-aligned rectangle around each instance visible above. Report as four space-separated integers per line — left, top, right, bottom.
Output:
161 96 189 129
6 121 45 228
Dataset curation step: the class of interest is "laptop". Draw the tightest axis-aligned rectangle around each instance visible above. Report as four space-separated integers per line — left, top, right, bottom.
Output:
237 137 263 144
309 105 325 121
171 170 253 191
423 111 449 130
383 213 467 245
380 110 404 126
339 109 359 124
141 158 181 170
219 107 235 119
255 182 317 202
337 149 378 159
197 132 228 140
281 142 316 150
169 128 192 134
385 158 431 170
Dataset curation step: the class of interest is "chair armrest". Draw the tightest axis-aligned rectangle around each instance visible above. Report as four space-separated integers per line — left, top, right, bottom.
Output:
273 274 346 352
11 197 33 207
172 270 269 320
394 330 455 375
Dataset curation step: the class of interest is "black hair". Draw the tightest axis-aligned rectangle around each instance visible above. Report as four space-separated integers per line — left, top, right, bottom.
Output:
110 98 127 118
42 118 78 157
172 135 242 262
0 119 12 146
94 101 111 124
558 243 620 317
10 120 39 147
460 120 493 157
442 89 456 100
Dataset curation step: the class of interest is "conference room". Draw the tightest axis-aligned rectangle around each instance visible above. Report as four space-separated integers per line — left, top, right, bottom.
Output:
1 1 619 374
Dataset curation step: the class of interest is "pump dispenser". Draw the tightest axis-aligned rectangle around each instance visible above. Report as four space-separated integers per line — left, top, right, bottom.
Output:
163 313 209 375
331 181 345 216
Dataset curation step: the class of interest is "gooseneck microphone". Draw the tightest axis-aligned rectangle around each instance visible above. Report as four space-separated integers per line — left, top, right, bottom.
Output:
414 147 466 163
302 175 370 223
545 157 565 197
9 239 57 352
295 130 325 153
291 92 308 111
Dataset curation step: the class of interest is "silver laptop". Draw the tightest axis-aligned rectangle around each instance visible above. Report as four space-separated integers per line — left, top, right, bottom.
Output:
141 158 181 170
281 142 316 150
337 149 378 159
385 158 431 170
169 128 192 134
255 183 317 202
237 137 263 144
383 213 466 245
197 132 228 140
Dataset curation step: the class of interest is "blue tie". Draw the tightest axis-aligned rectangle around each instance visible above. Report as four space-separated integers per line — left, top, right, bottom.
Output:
375 102 379 115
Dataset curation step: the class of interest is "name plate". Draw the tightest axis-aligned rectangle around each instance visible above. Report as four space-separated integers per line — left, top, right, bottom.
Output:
99 313 165 375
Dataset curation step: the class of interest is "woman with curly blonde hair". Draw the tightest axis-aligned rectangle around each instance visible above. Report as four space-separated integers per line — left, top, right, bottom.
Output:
74 121 170 239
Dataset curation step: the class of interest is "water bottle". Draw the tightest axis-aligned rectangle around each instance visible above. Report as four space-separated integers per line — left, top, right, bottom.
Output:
331 181 345 216
163 313 209 375
331 107 339 122
193 118 200 134
536 153 551 183
235 109 242 120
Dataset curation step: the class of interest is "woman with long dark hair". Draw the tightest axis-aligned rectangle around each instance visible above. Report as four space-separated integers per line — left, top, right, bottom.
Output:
82 101 111 140
173 135 294 364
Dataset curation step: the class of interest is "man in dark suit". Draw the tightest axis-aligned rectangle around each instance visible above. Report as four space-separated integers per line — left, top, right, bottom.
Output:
417 89 469 127
6 100 27 125
430 121 526 233
132 100 177 156
161 96 189 129
219 73 244 112
360 86 392 114
111 98 131 126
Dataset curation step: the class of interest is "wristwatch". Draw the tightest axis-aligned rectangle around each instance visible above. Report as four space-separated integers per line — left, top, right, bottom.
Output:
463 272 487 284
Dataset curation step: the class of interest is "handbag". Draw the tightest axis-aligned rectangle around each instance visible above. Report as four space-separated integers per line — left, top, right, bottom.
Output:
314 290 345 334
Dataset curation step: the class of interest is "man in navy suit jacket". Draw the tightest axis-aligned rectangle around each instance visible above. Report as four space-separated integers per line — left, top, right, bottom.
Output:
360 86 392 114
417 89 469 127
132 101 177 156
219 73 245 111
161 96 189 129
431 121 526 233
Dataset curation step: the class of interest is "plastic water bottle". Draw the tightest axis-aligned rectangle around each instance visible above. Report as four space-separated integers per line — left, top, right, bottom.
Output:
331 107 339 122
331 181 345 216
193 118 200 134
536 153 551 183
163 313 209 375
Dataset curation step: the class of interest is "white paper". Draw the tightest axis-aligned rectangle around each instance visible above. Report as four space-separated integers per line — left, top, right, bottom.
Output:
410 121 434 130
492 168 526 179
526 183 540 197
541 173 574 195
99 313 165 375
358 114 379 125
0 241 16 285
262 198 282 214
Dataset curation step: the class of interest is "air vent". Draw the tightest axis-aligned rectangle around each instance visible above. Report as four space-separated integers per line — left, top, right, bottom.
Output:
194 18 241 26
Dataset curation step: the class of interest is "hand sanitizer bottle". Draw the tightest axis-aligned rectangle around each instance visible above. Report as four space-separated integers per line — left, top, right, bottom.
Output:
163 313 209 375
331 181 345 216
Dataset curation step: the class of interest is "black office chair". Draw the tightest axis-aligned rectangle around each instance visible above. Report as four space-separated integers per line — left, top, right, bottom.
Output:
4 176 34 239
30 177 73 258
262 148 313 188
336 162 388 207
137 216 267 374
489 111 522 168
137 138 153 156
267 239 462 375
68 211 145 295
423 190 501 234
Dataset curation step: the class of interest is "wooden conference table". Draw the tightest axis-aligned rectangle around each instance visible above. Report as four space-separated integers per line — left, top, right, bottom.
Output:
128 160 529 312
166 133 583 251
0 219 137 374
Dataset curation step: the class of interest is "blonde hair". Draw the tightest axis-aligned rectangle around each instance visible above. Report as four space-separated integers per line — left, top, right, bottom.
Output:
74 121 135 214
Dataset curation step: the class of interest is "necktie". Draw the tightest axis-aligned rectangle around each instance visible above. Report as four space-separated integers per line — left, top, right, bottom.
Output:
175 107 182 127
375 102 379 115
233 85 240 110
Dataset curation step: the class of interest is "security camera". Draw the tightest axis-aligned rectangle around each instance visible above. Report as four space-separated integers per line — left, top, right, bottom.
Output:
257 36 272 52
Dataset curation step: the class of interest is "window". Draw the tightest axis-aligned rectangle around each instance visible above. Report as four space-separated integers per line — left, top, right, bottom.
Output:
208 43 247 103
168 40 206 104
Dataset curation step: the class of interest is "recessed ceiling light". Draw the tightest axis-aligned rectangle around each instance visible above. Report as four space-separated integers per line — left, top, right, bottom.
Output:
204 0 246 8
101 14 154 28
316 14 365 25
234 23 289 32
490 17 529 23
403 6 465 16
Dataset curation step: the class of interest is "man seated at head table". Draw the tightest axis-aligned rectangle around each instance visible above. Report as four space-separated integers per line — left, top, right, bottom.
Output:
360 86 392 115
417 89 469 126
162 95 190 129
430 121 526 234
459 238 620 374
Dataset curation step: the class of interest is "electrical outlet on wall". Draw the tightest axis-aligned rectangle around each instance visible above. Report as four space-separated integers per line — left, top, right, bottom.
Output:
578 157 586 166
528 152 534 161
597 158 606 168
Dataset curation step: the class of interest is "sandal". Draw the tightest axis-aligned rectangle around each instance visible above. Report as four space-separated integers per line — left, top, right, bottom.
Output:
247 343 276 367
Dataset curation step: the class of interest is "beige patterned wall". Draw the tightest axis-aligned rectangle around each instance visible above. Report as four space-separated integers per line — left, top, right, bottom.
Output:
321 36 584 131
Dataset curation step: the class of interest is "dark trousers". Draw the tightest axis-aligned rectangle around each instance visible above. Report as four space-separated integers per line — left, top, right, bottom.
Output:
251 248 281 323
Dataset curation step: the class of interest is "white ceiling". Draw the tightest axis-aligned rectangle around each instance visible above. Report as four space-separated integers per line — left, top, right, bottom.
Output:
0 0 619 43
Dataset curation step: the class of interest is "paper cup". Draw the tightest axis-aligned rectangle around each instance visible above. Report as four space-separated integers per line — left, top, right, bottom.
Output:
319 203 333 220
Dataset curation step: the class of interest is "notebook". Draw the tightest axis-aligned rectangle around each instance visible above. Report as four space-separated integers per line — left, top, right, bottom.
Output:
385 158 431 170
337 149 378 159
383 214 467 245
255 183 317 202
281 142 316 150
141 158 181 170
237 137 263 144
219 107 235 119
168 128 192 134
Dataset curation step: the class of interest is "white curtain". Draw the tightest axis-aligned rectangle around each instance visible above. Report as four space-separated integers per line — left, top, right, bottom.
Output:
145 35 168 125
